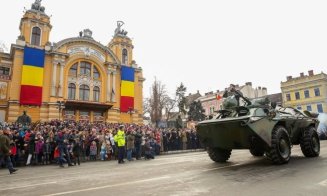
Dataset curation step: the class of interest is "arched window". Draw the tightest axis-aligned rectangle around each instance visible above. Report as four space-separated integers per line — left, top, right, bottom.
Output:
69 63 78 77
80 62 91 76
79 85 90 101
122 49 128 65
68 83 76 100
93 86 100 102
31 27 41 46
93 66 100 80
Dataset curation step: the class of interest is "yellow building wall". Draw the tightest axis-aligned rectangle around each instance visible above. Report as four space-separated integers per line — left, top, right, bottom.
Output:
5 9 144 124
281 73 327 113
20 12 51 47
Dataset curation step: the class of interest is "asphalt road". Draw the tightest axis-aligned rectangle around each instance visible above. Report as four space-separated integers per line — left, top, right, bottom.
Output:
1 141 327 196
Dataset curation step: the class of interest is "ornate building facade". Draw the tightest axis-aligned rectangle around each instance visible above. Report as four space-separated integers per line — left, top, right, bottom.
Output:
0 1 145 123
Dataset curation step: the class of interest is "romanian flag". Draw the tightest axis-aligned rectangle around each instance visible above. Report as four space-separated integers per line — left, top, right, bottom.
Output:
120 66 135 112
216 94 222 100
20 47 45 106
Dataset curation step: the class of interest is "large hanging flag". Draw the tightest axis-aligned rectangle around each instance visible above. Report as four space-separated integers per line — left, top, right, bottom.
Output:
20 47 45 106
120 66 135 112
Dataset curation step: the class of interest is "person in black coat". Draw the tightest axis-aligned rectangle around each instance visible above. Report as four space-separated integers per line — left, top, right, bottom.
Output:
72 138 81 165
26 130 35 166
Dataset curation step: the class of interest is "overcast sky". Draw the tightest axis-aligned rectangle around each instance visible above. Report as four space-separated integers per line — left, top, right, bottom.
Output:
1 0 327 98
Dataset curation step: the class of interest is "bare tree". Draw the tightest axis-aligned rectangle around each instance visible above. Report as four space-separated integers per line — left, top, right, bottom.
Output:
143 78 178 127
146 78 176 127
164 96 177 124
143 97 151 117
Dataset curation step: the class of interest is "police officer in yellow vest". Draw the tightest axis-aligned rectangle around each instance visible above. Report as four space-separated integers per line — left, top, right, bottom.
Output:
114 125 126 164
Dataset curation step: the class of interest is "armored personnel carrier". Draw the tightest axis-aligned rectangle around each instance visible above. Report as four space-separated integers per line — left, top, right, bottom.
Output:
196 87 320 164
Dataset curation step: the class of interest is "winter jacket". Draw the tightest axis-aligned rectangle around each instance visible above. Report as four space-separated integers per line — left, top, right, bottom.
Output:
126 134 135 150
114 130 125 147
73 143 81 156
35 140 44 154
0 134 10 156
90 145 97 156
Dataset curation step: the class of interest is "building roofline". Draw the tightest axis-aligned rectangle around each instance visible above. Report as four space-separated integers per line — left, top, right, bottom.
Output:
53 37 120 65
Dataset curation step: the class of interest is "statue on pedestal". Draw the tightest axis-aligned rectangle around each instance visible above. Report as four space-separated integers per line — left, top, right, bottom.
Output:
16 111 32 126
176 115 183 129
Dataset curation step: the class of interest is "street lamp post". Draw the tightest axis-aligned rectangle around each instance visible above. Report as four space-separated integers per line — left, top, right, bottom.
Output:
128 107 134 123
57 101 65 121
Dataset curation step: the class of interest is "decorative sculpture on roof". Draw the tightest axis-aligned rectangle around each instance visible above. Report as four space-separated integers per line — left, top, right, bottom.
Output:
114 21 128 36
83 29 93 38
31 0 45 13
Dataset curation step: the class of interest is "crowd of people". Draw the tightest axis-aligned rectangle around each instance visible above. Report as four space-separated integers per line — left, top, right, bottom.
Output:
0 120 202 174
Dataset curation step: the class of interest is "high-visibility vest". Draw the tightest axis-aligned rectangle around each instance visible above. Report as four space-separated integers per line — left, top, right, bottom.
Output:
114 130 125 147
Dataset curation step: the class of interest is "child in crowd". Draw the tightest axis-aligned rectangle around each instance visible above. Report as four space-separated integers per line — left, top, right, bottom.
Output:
10 142 17 167
53 146 60 164
105 141 112 161
89 141 97 161
100 142 107 161
35 136 44 165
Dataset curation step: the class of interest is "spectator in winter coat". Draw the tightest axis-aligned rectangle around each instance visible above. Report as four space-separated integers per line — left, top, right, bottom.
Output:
144 138 154 160
9 142 17 167
43 139 52 164
90 141 97 161
26 130 35 166
35 137 44 164
0 129 18 174
72 138 81 165
100 142 107 161
134 129 142 160
126 131 135 161
105 141 112 160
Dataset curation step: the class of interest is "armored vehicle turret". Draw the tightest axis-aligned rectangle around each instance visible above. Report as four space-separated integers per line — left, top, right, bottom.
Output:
196 87 320 164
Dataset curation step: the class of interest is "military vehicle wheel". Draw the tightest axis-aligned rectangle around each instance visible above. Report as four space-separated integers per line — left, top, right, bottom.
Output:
249 148 265 157
207 147 232 162
300 127 320 157
269 126 291 164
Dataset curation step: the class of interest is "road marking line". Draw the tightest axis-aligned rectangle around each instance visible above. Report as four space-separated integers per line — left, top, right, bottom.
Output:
43 176 170 196
318 179 327 186
0 182 57 191
202 163 242 172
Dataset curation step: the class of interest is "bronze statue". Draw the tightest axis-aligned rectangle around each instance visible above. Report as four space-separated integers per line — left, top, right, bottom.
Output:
114 21 128 36
176 115 183 129
31 0 45 12
16 111 32 126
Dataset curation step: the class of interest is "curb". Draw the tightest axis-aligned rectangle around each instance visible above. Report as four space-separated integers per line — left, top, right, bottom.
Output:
159 149 205 155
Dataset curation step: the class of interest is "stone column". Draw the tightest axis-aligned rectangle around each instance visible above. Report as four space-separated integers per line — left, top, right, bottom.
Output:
59 64 65 97
111 71 116 102
107 69 112 102
51 63 57 96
